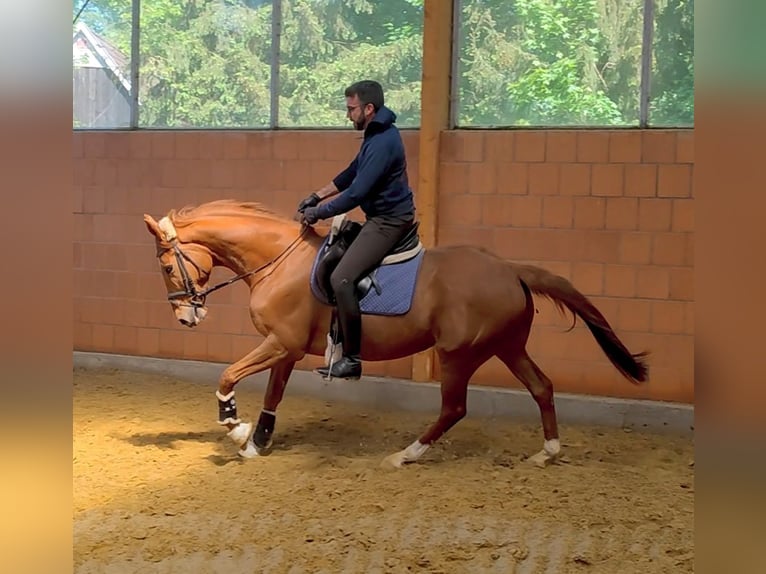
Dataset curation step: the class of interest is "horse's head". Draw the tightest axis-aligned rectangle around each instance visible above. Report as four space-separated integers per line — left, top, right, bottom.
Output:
143 214 214 328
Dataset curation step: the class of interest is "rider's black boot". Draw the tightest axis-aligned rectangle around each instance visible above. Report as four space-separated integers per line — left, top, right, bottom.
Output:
316 355 362 379
317 290 362 379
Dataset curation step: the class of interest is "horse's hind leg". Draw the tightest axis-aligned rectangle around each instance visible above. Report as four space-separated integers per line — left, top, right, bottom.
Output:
499 349 562 467
382 352 480 469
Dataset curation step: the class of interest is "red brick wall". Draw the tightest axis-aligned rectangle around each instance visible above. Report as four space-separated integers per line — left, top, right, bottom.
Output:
73 128 693 403
436 130 693 403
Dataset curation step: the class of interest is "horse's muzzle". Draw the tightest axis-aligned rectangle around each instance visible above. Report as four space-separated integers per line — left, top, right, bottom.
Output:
175 304 207 328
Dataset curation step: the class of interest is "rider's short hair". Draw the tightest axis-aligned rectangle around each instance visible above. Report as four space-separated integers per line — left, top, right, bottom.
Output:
345 80 384 111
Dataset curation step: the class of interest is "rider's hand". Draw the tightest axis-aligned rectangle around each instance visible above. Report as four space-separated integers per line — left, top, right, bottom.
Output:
297 192 320 213
301 206 321 225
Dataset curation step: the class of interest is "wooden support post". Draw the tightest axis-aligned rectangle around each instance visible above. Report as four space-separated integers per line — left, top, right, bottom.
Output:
412 0 454 382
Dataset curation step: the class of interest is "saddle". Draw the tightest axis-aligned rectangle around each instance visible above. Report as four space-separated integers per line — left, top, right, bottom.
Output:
313 214 423 305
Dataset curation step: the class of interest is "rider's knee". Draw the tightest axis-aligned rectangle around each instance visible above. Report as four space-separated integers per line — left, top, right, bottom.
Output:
330 271 353 294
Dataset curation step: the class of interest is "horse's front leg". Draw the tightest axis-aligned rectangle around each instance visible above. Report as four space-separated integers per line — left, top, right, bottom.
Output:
240 359 295 458
215 334 290 455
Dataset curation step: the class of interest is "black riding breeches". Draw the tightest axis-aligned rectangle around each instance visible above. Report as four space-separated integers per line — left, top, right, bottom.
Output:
329 215 415 357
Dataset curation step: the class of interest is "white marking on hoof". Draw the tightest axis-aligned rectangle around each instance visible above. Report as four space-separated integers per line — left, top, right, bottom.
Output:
238 439 259 459
380 440 429 469
381 450 407 469
226 421 252 447
238 435 273 459
529 450 554 468
529 439 561 468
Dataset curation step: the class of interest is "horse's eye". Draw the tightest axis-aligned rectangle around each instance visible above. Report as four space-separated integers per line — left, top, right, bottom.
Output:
163 265 173 275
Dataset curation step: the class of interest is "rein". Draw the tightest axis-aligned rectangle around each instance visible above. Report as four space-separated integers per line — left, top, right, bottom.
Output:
161 223 309 308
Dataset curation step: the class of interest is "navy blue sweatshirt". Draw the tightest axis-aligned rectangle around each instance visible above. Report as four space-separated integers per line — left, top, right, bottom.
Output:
315 106 415 220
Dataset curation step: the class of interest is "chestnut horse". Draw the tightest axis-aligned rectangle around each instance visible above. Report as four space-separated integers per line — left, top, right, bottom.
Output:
143 200 648 468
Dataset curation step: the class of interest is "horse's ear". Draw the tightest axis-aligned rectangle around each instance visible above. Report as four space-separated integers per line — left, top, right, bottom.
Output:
143 214 162 240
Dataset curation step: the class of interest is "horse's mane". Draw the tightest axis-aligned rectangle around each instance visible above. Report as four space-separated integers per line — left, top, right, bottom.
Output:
168 200 285 228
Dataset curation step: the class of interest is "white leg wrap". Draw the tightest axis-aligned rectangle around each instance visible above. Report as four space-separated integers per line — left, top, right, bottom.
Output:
216 390 235 402
544 439 561 457
226 421 252 446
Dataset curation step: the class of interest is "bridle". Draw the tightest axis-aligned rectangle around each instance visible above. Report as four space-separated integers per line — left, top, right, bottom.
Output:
158 223 309 308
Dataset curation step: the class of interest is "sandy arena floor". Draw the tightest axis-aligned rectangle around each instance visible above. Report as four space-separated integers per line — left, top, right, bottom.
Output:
73 367 694 573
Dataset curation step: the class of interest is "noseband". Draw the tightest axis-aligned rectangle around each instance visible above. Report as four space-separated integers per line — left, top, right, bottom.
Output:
158 224 308 307
161 243 210 308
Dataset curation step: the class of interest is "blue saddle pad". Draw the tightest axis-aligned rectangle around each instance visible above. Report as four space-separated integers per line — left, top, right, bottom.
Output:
309 236 424 316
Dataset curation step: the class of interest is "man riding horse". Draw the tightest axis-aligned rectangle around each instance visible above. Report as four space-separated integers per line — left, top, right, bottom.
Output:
143 81 650 466
296 80 417 380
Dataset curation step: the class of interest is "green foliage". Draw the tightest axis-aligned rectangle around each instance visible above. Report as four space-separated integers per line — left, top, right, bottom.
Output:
457 0 645 126
73 0 693 128
507 58 624 125
651 0 694 125
74 0 132 54
276 0 424 127
138 1 273 127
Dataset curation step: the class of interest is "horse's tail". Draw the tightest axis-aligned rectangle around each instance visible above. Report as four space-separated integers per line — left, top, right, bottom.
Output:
512 263 649 384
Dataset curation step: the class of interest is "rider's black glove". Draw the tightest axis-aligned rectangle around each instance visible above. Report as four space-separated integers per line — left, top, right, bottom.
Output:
301 206 321 225
297 192 320 213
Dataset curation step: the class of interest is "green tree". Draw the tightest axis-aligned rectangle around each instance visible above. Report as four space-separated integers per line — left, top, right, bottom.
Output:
73 0 693 129
457 0 642 126
138 0 273 127
74 0 132 53
651 0 694 125
277 0 424 127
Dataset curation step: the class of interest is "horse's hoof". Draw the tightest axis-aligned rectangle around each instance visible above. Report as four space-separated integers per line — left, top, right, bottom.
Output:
380 451 406 469
529 449 557 468
253 435 274 456
254 439 273 456
238 440 259 459
227 421 253 447
254 445 273 456
238 436 273 458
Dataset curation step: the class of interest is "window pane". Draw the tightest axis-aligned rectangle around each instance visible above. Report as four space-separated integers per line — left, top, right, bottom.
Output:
456 0 644 127
278 0 423 128
73 0 132 129
139 0 272 128
650 0 694 126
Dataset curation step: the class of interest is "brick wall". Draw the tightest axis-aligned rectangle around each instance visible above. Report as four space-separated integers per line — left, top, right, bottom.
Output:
73 128 693 403
435 130 693 403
